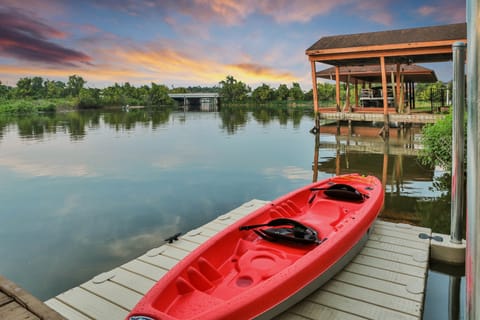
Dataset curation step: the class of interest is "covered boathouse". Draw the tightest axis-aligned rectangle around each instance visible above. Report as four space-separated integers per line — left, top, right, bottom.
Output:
305 23 467 131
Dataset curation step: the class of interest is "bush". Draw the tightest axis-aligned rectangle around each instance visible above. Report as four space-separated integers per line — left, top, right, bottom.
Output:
420 112 454 171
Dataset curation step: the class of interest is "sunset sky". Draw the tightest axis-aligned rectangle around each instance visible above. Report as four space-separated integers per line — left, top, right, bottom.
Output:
0 0 466 90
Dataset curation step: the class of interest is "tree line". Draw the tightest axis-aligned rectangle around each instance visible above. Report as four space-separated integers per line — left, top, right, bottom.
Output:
0 75 174 108
0 74 452 109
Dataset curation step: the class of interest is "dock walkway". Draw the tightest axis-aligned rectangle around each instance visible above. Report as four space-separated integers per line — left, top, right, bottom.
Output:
0 274 65 320
46 199 431 320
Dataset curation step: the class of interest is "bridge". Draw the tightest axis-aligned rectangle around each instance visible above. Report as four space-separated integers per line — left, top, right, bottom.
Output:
168 93 219 110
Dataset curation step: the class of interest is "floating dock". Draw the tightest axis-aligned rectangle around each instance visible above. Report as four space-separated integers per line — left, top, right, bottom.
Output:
318 111 444 124
46 199 431 319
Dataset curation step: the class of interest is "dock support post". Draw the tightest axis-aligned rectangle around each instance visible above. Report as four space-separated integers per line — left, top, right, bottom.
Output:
466 0 480 318
380 56 390 137
450 42 466 244
335 66 341 112
310 60 320 129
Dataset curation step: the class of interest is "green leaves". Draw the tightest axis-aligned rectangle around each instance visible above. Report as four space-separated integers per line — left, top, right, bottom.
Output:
420 112 454 171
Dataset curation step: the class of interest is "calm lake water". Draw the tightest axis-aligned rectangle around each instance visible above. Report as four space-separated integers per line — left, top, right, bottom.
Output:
0 106 463 318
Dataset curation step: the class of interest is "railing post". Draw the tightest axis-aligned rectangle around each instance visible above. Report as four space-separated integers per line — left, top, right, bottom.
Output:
466 0 480 318
450 42 466 244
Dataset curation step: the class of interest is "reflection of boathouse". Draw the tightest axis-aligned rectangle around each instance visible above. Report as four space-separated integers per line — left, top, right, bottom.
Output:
306 23 467 127
312 122 436 226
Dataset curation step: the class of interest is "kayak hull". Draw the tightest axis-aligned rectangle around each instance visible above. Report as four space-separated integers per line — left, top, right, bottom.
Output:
127 174 384 320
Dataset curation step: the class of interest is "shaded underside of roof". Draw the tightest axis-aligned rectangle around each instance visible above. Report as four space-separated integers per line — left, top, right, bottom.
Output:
316 64 438 83
306 23 467 66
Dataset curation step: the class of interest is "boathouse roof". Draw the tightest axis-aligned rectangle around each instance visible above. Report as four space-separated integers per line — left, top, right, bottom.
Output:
306 23 467 66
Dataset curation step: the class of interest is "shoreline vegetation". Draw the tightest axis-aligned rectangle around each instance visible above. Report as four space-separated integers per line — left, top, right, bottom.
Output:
1 74 453 169
1 74 450 114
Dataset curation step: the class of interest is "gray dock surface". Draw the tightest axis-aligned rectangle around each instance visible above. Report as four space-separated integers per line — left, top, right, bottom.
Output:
46 199 431 319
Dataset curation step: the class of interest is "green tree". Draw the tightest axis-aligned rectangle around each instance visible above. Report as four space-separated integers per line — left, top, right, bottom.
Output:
170 87 188 93
289 82 304 100
252 83 274 102
149 83 173 105
219 75 250 103
66 75 86 97
16 77 33 98
44 80 65 98
30 76 45 98
276 84 289 101
78 88 101 108
317 83 335 101
0 81 11 98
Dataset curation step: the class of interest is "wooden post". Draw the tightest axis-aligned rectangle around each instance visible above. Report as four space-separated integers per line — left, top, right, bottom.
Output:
396 63 401 110
335 123 341 176
312 132 320 182
310 60 320 128
380 56 389 137
335 66 341 111
346 74 351 112
354 79 358 108
411 81 416 109
399 74 405 113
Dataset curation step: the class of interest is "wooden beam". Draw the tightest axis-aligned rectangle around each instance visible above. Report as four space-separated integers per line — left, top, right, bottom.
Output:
335 66 341 111
306 39 466 56
308 46 456 63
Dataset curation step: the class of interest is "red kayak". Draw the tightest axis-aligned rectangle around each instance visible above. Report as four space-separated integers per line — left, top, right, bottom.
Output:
127 174 384 320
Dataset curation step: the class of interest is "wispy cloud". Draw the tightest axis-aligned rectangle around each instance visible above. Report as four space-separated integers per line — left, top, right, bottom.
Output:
0 6 92 66
416 1 465 24
263 166 312 181
0 156 95 177
92 0 354 25
256 0 347 24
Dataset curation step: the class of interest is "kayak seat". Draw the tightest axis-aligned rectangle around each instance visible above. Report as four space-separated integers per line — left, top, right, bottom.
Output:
239 218 320 245
307 200 345 226
324 184 366 202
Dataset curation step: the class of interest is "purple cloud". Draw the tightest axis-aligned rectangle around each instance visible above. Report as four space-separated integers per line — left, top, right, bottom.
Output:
0 6 92 66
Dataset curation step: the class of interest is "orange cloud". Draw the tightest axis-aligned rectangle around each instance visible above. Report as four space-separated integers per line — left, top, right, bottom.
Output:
103 45 299 86
1 43 299 88
228 63 297 83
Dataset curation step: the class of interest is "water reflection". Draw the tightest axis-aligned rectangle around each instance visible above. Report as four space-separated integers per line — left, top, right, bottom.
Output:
0 106 456 309
311 121 452 232
0 108 453 233
0 108 173 141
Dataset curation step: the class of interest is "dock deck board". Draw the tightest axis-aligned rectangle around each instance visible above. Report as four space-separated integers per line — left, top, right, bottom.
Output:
46 199 431 319
0 274 65 320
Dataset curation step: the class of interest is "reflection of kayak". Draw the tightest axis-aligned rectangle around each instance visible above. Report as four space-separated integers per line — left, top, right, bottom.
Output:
127 173 384 320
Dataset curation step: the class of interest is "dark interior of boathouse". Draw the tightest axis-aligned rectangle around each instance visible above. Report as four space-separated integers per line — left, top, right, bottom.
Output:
306 22 467 116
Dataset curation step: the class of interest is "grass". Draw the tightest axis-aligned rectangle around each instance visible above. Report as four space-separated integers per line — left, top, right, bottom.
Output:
0 98 78 114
